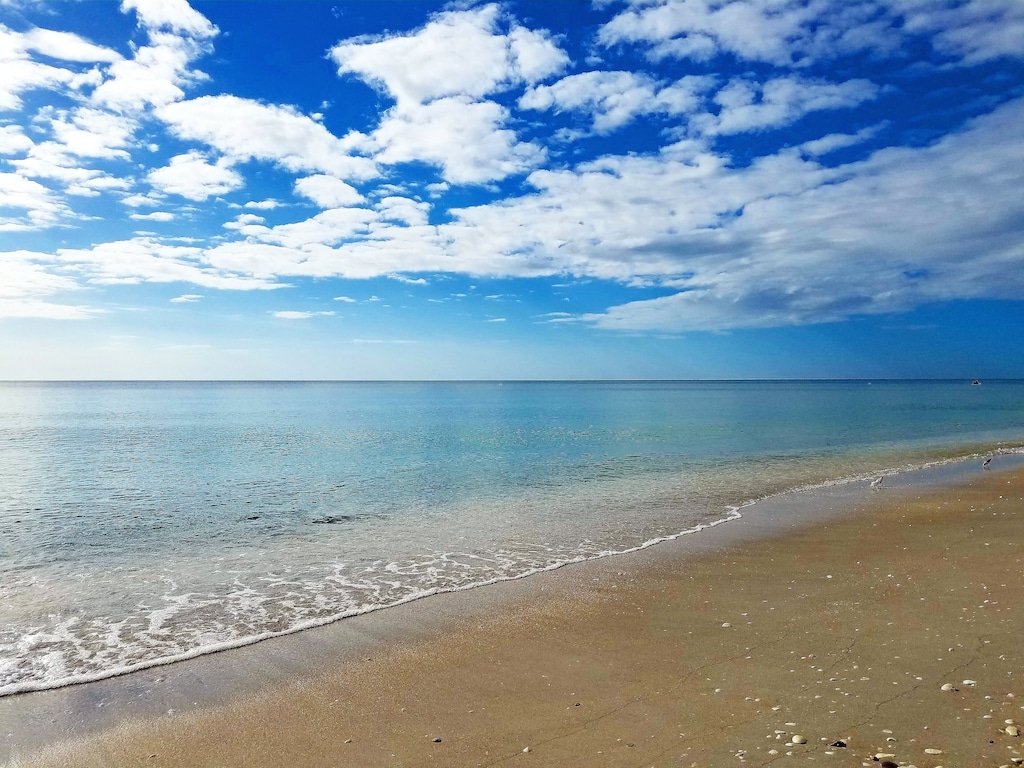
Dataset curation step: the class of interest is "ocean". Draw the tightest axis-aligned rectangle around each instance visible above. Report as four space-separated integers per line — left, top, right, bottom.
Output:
2 379 1022 697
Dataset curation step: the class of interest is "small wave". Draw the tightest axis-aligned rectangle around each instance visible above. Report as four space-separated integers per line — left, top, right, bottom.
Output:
2 445 1021 700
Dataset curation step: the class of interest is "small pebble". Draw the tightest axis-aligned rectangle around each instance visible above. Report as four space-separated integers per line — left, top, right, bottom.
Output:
722 622 731 628
1006 725 1020 737
792 735 807 744
523 747 531 753
432 738 442 743
963 679 978 686
941 683 955 691
925 748 942 754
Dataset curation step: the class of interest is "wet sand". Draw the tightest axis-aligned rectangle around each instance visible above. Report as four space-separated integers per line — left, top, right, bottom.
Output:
13 467 1024 767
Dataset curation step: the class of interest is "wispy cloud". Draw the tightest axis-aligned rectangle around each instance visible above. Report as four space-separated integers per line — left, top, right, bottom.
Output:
271 310 335 320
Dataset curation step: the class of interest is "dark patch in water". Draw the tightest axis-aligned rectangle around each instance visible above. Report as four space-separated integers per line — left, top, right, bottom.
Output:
310 515 354 524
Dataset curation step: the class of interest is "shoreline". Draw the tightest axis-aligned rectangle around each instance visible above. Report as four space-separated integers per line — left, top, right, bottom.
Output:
4 449 1019 702
6 460 1024 766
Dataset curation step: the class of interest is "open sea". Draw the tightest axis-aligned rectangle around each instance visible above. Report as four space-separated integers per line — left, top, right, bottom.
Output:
2 380 1023 698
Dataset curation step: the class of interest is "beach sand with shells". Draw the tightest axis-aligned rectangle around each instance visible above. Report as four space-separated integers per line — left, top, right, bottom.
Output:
15 467 1024 768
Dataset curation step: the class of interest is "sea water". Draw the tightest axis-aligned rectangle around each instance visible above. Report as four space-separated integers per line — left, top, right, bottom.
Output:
1 380 1022 697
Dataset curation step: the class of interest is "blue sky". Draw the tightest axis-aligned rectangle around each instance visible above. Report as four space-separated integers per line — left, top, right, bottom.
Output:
2 0 1023 379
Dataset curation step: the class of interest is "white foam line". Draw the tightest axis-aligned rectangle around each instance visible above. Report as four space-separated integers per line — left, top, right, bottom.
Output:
2 444 1021 699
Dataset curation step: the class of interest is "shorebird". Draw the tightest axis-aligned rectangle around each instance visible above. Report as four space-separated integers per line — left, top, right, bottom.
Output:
870 475 884 489
983 457 992 469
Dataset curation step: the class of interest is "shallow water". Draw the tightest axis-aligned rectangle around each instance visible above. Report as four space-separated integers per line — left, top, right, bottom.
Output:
2 380 1022 696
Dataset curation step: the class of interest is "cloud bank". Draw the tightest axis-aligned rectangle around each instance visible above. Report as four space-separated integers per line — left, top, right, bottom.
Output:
1 0 1023 333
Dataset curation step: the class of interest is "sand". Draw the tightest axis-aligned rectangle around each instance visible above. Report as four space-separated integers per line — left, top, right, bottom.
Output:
13 467 1024 768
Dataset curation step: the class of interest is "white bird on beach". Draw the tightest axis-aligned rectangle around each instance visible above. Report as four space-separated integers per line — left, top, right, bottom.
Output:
983 457 992 469
870 476 884 489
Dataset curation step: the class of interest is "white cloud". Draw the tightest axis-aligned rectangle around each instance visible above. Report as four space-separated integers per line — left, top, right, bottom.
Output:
598 0 1024 70
329 5 562 183
0 24 107 111
0 171 67 230
521 71 713 133
693 76 880 136
244 199 281 210
898 0 1024 65
147 151 242 200
333 295 356 303
46 107 136 160
130 211 174 221
121 0 218 38
21 27 123 63
386 273 428 285
330 5 567 108
0 250 96 319
293 174 363 207
11 136 132 198
575 98 1024 331
55 237 284 290
170 293 202 302
91 25 214 112
508 25 570 83
375 197 429 227
369 97 544 183
157 95 377 181
799 123 886 157
272 310 334 320
222 213 265 230
597 0 903 66
0 125 33 155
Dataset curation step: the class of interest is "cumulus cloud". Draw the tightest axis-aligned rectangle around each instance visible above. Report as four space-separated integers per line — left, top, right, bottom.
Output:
576 98 1024 331
121 0 218 38
898 0 1024 65
330 4 567 107
21 27 123 63
293 174 363 207
130 211 174 221
147 151 242 200
693 76 881 136
0 125 33 155
157 95 377 181
2 0 1023 340
330 4 564 183
0 171 68 230
55 237 283 290
369 97 544 183
0 24 111 111
521 71 713 133
90 0 217 112
0 250 96 319
597 0 902 66
598 0 1024 70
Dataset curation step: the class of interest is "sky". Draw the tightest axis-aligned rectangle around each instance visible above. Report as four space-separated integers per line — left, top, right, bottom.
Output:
1 0 1024 380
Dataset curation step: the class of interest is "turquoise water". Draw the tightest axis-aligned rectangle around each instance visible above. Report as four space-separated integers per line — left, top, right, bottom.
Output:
1 380 1022 696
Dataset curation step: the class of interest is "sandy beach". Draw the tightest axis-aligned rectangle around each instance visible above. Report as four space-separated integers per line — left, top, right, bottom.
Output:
13 466 1024 768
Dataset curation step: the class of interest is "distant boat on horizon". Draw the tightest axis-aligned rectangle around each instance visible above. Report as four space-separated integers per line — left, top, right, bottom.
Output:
971 379 981 386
